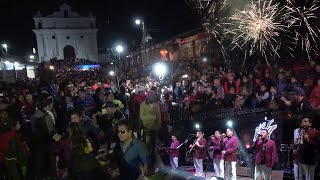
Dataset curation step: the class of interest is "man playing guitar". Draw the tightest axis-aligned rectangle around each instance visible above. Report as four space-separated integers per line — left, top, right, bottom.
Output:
188 130 207 177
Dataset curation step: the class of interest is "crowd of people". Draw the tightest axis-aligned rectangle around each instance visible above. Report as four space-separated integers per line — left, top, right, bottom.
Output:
0 56 320 180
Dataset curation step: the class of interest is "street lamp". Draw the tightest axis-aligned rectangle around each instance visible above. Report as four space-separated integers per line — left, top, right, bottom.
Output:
30 55 35 61
109 70 115 76
116 45 124 59
115 44 124 88
135 19 147 64
135 19 141 25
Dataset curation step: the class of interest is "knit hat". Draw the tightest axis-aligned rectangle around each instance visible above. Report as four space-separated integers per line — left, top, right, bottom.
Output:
145 90 156 99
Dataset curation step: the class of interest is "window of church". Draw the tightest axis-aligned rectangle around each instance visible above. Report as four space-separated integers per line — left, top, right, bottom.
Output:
80 35 84 39
52 36 56 39
66 36 70 39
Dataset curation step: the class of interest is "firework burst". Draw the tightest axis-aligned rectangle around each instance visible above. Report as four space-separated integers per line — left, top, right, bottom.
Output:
229 0 286 63
285 0 320 60
186 0 229 60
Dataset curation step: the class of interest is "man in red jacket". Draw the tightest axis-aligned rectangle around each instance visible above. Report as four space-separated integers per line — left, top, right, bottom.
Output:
209 130 225 178
189 131 207 177
253 129 277 180
298 117 320 180
222 128 239 180
130 86 145 139
169 135 180 170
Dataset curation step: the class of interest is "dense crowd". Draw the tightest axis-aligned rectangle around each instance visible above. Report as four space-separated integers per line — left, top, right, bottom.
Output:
0 56 320 179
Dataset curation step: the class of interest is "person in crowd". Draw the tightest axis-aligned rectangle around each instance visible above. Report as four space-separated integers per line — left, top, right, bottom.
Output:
69 135 109 180
64 92 74 112
169 135 180 170
275 72 287 94
222 128 239 180
94 101 125 156
74 88 96 115
21 92 36 120
309 78 320 109
268 84 282 103
195 83 208 102
286 76 301 92
224 86 237 108
0 114 29 180
174 82 183 102
256 84 270 108
213 77 225 100
140 90 161 151
181 79 190 98
105 91 124 110
29 96 62 179
297 117 320 180
189 130 207 177
252 129 277 180
281 87 313 114
224 73 240 95
209 130 225 178
205 86 222 111
263 72 273 89
109 120 150 180
241 86 257 109
69 109 99 150
116 84 130 117
130 85 145 140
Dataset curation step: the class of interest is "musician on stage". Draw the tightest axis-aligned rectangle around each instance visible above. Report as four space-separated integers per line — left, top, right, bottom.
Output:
222 128 239 180
209 130 225 178
297 117 320 180
252 129 277 180
189 130 207 177
169 135 180 170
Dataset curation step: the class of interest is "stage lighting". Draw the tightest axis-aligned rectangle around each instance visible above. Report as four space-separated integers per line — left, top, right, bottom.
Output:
264 116 267 120
182 74 188 78
246 144 250 149
49 66 54 70
195 123 200 130
227 121 233 127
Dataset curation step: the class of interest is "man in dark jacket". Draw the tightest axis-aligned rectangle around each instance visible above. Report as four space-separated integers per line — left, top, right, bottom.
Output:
253 129 277 180
30 96 62 179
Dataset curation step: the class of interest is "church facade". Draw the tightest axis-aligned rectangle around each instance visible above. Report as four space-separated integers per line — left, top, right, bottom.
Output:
33 3 99 62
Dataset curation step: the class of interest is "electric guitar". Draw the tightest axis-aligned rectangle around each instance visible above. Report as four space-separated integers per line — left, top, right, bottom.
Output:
186 138 200 157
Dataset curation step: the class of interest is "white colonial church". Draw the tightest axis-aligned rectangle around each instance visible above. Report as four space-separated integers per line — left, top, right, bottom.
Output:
33 3 99 62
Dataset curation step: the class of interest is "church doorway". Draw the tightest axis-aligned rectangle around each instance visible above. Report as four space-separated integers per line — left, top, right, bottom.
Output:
63 45 75 60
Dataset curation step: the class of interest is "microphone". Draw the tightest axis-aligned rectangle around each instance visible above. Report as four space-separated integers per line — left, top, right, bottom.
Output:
221 133 226 138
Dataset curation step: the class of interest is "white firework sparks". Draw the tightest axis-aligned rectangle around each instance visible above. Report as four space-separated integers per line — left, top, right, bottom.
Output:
186 0 229 60
229 0 286 62
285 0 320 60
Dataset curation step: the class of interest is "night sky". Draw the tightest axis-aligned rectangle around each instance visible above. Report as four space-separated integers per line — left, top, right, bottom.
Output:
0 0 201 56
